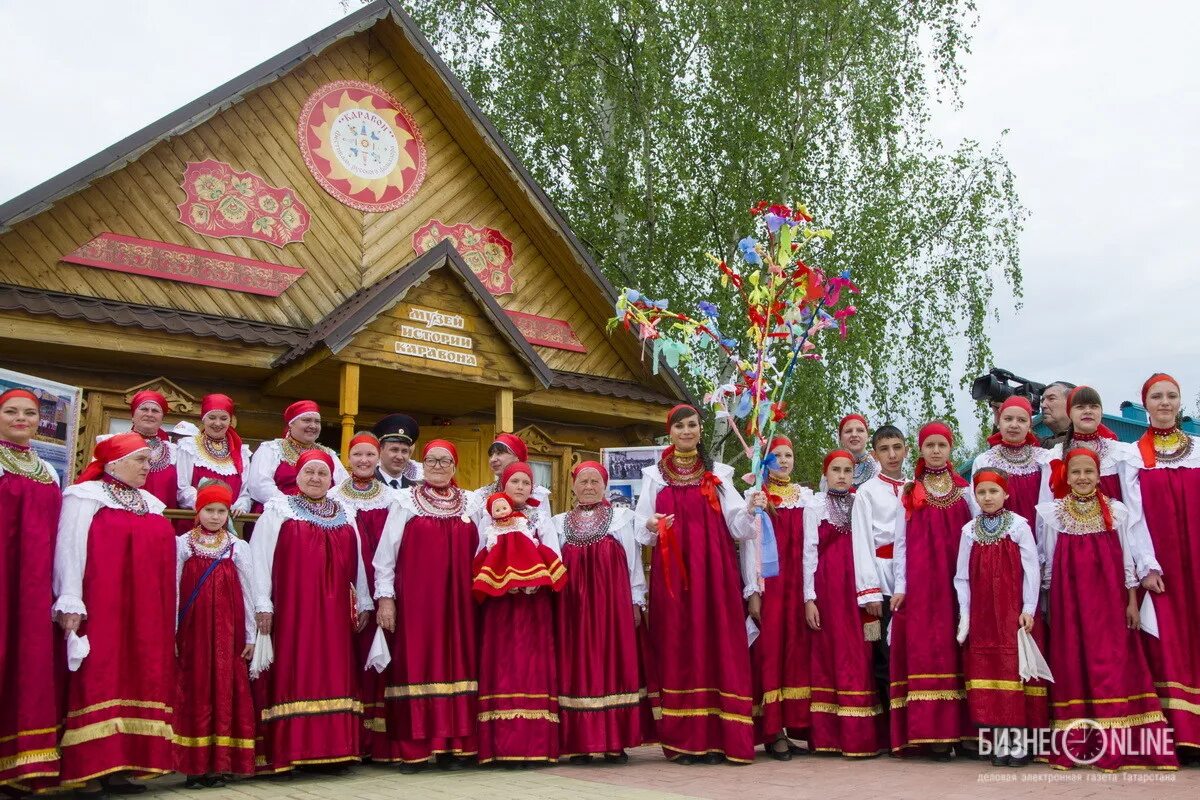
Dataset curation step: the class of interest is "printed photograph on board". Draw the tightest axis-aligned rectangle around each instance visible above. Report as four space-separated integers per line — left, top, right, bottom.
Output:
0 367 83 486
602 445 664 504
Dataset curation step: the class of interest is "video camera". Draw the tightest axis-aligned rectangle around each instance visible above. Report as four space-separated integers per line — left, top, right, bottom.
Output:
970 368 1047 415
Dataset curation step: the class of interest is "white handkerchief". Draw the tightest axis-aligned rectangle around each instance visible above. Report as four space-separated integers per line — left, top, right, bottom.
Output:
745 616 760 648
249 630 273 679
66 632 90 672
956 615 969 645
1139 592 1159 638
366 626 391 673
1017 627 1054 683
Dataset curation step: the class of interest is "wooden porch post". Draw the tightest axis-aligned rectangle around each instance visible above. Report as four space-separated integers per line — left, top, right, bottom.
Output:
495 388 514 433
339 362 360 462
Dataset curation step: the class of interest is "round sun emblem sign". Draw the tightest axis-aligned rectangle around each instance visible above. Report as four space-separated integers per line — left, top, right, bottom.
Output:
297 80 426 212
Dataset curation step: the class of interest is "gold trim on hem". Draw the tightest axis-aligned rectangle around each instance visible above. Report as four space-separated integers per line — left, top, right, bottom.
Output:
1050 711 1166 730
67 699 172 719
0 749 59 773
890 689 966 709
653 708 753 725
759 688 812 705
812 747 886 758
0 727 59 746
478 692 553 701
658 687 752 702
1154 680 1200 695
61 718 174 748
260 698 363 722
477 710 559 723
1159 697 1200 715
558 691 643 710
254 755 360 774
383 680 477 698
809 702 884 718
1052 692 1158 708
172 734 255 749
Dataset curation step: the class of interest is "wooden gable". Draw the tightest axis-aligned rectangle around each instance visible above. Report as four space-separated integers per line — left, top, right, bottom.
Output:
0 1 688 405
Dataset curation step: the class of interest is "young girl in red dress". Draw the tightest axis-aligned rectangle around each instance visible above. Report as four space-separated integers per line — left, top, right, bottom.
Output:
971 397 1050 534
174 481 256 787
803 450 887 757
954 470 1047 767
1040 386 1129 503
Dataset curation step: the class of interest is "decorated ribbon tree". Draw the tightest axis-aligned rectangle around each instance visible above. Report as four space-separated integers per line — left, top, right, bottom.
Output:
608 200 860 587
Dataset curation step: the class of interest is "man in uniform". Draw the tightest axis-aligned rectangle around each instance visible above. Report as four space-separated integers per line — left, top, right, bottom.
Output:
372 413 423 489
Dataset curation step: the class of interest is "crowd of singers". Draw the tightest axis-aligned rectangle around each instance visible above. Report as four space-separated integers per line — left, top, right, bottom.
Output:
1 372 1197 795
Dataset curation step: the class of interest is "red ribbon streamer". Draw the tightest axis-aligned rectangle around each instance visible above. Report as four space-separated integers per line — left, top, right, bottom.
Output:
658 516 688 598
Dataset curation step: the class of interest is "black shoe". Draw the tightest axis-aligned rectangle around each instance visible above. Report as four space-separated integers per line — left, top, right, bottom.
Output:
205 776 227 788
1007 754 1032 767
99 780 147 796
569 755 592 765
440 755 467 771
183 776 205 790
788 743 810 755
701 752 725 765
929 747 953 762
674 755 696 765
604 751 629 764
398 762 425 775
990 755 1010 767
767 748 792 762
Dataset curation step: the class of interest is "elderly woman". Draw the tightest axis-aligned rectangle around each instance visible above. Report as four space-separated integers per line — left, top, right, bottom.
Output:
0 388 63 790
552 460 646 763
250 450 372 774
473 462 563 766
100 389 181 511
53 432 177 793
635 404 764 765
176 393 253 519
334 432 393 759
246 400 348 507
374 440 481 772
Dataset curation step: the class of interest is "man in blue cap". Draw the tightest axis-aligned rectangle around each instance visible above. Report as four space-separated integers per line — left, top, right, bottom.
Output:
372 413 423 489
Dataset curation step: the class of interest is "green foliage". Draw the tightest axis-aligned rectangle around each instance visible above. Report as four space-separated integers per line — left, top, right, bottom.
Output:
398 0 1024 481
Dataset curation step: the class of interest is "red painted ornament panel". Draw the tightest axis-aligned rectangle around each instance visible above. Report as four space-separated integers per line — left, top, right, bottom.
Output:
176 159 311 246
505 311 587 353
412 219 514 296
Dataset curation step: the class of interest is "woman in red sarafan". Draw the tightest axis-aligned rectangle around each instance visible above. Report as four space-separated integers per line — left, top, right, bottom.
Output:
333 432 395 760
244 400 348 510
174 481 256 786
0 388 63 792
95 389 181 513
744 435 813 760
249 449 373 775
1037 448 1176 772
373 439 481 773
954 469 1048 767
971 397 1051 536
1039 386 1130 504
889 422 977 759
1120 374 1200 760
54 432 178 793
802 450 887 758
176 394 254 530
474 462 565 766
634 404 765 765
553 461 648 763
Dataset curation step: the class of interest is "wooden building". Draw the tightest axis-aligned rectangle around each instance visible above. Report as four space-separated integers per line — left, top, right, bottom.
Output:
0 0 689 508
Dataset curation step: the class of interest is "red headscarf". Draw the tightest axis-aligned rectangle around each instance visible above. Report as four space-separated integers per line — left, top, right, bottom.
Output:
768 435 792 454
823 449 854 474
282 400 320 437
1049 448 1113 529
423 439 458 464
1138 373 1182 467
987 396 1040 447
666 404 699 432
499 462 539 507
572 460 609 485
200 393 244 473
130 390 170 441
294 449 335 490
973 469 1009 493
903 422 967 519
491 433 527 463
195 481 233 512
838 414 868 434
76 431 151 484
1066 387 1117 440
0 388 38 409
349 432 380 453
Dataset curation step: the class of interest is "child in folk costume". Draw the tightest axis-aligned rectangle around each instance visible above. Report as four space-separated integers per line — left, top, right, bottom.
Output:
636 404 765 765
1040 386 1129 503
472 492 566 600
744 436 813 760
333 433 394 760
474 463 565 766
972 397 1051 534
553 462 648 763
953 470 1048 767
174 481 256 786
1037 448 1176 772
889 422 978 759
802 451 888 757
1121 374 1200 760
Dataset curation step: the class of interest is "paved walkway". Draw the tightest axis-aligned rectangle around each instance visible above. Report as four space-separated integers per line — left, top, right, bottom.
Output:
129 747 1195 800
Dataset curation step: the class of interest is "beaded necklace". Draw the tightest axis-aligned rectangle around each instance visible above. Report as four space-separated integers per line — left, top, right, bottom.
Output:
921 465 963 509
0 439 54 484
412 482 469 519
279 436 321 466
1150 426 1194 463
767 475 805 509
564 503 614 546
287 493 347 528
660 450 704 486
198 433 232 465
187 525 232 558
1069 431 1107 461
340 477 383 502
973 509 1013 545
1056 490 1106 535
995 441 1035 468
825 489 854 532
852 453 879 487
145 435 172 473
102 477 149 515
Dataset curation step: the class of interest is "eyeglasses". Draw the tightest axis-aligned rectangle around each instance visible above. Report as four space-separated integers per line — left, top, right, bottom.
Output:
423 457 455 468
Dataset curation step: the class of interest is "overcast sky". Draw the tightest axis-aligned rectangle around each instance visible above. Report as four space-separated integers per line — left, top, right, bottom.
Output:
2 0 1197 422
